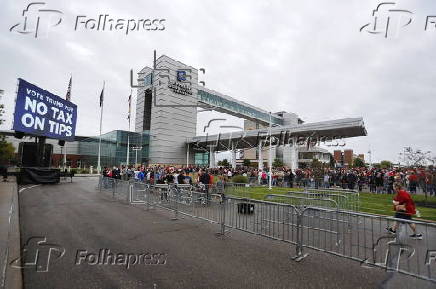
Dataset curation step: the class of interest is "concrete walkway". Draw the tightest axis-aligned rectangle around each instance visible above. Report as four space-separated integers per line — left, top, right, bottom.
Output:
0 177 22 289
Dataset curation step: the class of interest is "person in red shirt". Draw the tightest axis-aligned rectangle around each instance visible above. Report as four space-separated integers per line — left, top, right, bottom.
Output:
408 172 418 194
386 183 423 239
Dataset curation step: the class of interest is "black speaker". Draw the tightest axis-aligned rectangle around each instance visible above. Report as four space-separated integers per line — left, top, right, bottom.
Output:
18 142 37 166
14 131 24 139
18 142 53 167
58 140 65 146
42 144 53 167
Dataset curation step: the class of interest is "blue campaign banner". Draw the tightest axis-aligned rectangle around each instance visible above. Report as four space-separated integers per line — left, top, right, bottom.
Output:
13 78 78 141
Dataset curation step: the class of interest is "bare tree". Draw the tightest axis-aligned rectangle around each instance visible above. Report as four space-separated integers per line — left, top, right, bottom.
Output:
400 147 433 167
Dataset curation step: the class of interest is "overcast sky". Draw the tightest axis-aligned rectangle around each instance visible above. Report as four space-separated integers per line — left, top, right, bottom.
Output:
1 0 435 163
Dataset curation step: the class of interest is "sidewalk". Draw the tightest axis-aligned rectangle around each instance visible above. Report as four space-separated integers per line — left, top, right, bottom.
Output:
0 177 22 289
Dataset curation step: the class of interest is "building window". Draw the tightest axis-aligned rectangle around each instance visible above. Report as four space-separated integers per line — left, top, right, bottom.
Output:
144 73 153 86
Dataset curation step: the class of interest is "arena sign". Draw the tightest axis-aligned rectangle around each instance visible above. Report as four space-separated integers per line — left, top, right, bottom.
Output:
13 78 77 141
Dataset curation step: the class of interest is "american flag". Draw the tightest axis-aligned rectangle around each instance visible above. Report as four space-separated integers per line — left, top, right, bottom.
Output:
65 76 72 101
99 86 104 107
127 93 132 120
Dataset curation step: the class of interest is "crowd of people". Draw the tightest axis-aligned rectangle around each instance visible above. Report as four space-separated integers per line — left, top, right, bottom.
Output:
101 165 436 196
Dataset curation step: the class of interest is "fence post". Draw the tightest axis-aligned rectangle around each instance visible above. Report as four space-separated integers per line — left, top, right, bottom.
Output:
128 184 133 203
216 196 227 237
171 185 178 220
291 207 308 262
145 185 151 211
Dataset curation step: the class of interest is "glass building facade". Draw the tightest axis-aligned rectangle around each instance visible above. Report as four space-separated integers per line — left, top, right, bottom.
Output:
194 152 209 166
78 130 149 168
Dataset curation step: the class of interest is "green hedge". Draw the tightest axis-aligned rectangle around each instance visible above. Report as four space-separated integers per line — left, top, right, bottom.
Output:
79 168 90 174
231 175 248 184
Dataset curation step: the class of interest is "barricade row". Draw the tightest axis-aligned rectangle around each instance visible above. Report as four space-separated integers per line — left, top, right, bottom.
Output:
97 177 436 283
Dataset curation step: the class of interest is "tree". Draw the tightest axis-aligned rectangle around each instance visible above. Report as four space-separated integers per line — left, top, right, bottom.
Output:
272 158 283 168
0 90 15 164
218 159 230 167
311 158 322 169
0 142 15 164
329 154 336 168
380 160 393 169
400 147 433 167
243 159 251 167
353 157 366 168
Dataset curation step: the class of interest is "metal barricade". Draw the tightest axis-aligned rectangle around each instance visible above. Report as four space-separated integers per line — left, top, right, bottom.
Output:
264 194 339 211
223 183 252 197
129 182 148 204
298 208 436 282
286 191 350 211
221 196 299 245
96 178 436 283
99 177 129 200
307 188 360 212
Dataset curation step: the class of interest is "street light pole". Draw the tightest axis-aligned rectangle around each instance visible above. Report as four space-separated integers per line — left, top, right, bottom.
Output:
131 146 143 166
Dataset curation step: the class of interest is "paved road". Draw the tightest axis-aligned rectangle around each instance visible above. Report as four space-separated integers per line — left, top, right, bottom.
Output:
17 177 434 289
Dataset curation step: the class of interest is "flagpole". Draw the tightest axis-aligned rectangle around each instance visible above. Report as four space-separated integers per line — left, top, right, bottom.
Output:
64 74 72 171
126 89 132 167
97 81 105 174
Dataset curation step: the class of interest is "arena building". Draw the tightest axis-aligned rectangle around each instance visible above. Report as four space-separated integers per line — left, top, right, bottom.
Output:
134 53 367 170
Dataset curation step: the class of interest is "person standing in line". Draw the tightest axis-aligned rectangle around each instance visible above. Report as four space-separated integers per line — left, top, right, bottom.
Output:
177 171 185 184
408 171 418 194
283 170 290 188
289 170 294 188
431 170 436 197
375 171 384 194
323 173 330 188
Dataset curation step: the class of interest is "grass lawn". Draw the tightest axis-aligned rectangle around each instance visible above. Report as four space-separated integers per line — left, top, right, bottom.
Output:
224 186 436 222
